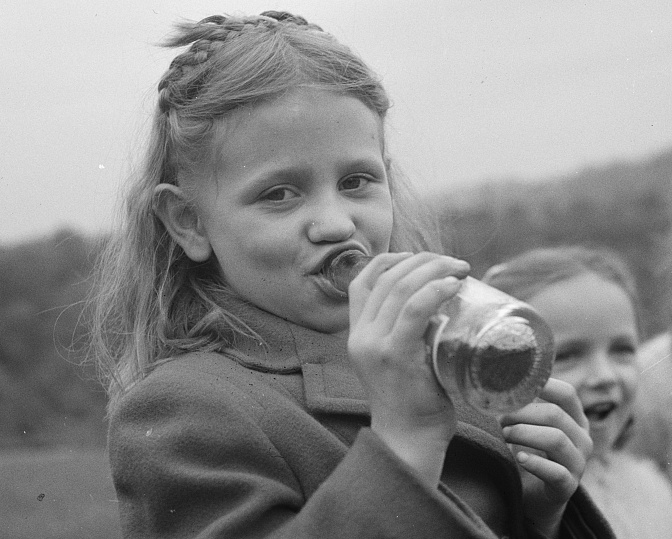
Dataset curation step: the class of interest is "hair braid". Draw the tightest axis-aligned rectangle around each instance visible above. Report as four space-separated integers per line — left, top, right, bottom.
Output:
259 11 319 28
157 12 323 114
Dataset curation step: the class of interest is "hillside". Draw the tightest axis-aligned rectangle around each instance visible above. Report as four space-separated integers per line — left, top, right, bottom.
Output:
431 147 672 337
0 230 107 448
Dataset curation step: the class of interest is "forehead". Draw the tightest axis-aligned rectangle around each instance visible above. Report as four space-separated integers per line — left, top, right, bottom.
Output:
219 88 384 158
528 273 638 337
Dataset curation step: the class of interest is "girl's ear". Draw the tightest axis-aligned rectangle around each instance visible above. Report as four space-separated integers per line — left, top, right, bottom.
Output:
153 183 212 262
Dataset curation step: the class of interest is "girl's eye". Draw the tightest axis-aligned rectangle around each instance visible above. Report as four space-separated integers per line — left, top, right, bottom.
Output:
610 338 637 357
554 344 585 363
339 175 370 191
555 351 577 362
259 187 298 202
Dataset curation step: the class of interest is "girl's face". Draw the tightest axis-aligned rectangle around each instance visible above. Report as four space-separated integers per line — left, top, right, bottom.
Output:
526 273 640 457
191 88 393 333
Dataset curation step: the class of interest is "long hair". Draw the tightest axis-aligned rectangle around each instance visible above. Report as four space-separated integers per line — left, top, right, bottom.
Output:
89 11 442 411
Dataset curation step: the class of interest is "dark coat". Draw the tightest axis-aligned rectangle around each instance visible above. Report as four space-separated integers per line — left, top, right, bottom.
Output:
108 301 614 539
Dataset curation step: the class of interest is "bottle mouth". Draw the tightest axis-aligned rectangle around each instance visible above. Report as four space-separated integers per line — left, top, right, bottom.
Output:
469 317 539 392
322 250 365 271
322 250 370 295
431 304 555 414
463 310 554 413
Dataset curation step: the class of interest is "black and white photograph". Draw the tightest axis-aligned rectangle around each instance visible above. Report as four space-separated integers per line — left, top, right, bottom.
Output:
2 1 672 537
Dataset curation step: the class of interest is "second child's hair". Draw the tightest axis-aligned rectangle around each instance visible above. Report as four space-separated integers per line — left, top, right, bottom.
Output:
89 11 442 409
482 244 642 333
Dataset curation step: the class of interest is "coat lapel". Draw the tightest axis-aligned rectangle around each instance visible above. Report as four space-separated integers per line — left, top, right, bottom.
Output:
223 297 508 454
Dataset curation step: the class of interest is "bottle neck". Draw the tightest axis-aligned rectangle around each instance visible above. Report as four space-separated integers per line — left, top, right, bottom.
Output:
324 251 373 295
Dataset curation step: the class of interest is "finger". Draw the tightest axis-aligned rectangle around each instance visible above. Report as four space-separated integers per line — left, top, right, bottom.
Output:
348 252 413 322
514 450 579 502
354 253 469 330
353 252 469 298
500 379 584 428
500 379 589 443
537 378 588 430
500 401 592 456
388 276 463 340
502 423 587 476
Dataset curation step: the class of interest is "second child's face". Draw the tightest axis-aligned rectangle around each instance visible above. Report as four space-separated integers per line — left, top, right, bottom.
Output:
527 273 639 457
192 88 393 333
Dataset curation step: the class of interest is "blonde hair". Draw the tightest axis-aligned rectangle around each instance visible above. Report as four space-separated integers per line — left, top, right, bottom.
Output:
89 11 442 411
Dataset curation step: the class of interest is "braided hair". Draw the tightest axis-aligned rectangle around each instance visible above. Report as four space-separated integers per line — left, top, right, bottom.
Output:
156 13 325 116
90 11 441 410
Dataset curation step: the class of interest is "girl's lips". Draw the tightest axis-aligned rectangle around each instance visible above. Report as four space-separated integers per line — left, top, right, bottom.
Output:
314 246 367 276
312 273 348 301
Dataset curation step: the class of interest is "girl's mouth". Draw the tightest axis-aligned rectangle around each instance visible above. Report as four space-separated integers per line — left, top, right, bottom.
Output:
313 271 349 300
318 249 369 296
583 402 617 422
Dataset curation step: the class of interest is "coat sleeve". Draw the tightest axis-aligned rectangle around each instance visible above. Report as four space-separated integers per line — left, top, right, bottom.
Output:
557 486 616 539
108 364 498 539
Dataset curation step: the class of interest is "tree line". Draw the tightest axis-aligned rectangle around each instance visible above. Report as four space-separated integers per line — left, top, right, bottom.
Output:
435 147 672 339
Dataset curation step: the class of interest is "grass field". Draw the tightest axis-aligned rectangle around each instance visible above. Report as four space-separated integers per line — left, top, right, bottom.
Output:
1 447 121 539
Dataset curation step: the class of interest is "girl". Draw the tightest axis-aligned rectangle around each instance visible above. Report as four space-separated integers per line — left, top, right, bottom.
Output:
90 12 612 539
483 245 672 539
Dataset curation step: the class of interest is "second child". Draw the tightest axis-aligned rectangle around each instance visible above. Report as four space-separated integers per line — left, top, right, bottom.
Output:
484 245 672 539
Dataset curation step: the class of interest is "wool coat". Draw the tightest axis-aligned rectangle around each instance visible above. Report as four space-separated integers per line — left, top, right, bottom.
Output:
108 300 614 539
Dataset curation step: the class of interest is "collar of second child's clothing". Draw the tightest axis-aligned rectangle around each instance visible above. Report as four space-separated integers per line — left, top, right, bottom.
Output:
221 296 508 448
222 298 369 415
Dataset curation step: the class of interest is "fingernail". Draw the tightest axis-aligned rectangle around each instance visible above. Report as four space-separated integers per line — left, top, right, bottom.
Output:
516 451 529 463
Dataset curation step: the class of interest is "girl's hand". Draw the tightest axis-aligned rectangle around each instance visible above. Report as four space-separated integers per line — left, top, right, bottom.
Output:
499 378 593 538
347 252 470 487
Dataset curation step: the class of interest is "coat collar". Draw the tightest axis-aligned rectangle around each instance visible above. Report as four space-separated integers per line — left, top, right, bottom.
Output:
223 298 368 415
222 297 507 450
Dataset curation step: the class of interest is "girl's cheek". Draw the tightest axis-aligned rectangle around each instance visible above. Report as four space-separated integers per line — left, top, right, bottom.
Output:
619 365 640 404
550 364 584 390
366 195 393 236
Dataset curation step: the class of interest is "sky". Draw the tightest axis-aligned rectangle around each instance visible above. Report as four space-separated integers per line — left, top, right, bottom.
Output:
2 0 672 245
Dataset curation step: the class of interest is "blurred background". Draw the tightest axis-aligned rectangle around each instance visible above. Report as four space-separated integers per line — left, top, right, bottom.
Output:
2 1 671 537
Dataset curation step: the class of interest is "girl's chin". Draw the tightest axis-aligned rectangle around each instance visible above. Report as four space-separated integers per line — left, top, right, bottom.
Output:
589 440 613 459
588 420 623 456
296 308 350 335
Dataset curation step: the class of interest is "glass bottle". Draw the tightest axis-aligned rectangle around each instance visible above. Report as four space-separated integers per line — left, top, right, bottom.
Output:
324 250 555 414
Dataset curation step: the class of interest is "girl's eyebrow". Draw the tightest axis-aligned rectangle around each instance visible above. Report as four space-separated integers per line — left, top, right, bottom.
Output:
234 163 311 190
248 155 386 182
339 154 386 166
610 334 638 348
339 157 387 174
555 339 589 354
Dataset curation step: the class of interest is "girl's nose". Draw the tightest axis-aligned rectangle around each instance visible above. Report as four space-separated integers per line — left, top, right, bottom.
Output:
586 351 619 387
306 202 356 244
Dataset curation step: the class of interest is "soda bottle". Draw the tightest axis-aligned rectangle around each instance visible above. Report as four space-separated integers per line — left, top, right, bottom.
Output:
324 250 555 414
